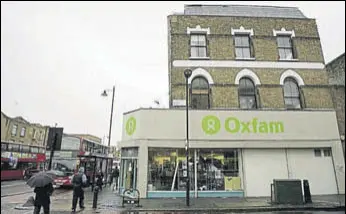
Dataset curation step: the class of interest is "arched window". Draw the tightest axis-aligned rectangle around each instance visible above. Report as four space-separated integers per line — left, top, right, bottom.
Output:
283 77 301 109
191 77 210 109
238 77 257 109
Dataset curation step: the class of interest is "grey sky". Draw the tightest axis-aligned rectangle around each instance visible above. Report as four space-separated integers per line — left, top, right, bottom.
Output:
1 1 345 146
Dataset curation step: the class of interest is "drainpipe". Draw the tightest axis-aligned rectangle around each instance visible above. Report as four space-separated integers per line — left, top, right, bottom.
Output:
330 148 341 207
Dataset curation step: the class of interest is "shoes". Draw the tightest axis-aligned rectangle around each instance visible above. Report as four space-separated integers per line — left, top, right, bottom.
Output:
71 208 76 213
80 206 85 209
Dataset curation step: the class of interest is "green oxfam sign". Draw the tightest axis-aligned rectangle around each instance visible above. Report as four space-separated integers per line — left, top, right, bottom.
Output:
202 115 284 135
126 117 136 136
202 115 221 135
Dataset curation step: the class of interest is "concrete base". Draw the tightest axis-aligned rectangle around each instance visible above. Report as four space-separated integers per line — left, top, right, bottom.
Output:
15 196 35 210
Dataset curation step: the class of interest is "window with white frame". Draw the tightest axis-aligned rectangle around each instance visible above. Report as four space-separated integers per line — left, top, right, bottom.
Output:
32 129 36 139
11 124 18 136
191 76 210 109
283 77 302 109
190 34 207 58
277 35 294 60
234 34 251 58
20 127 26 137
238 77 257 109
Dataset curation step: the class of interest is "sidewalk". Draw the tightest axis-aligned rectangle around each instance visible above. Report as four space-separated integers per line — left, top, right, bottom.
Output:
48 185 345 213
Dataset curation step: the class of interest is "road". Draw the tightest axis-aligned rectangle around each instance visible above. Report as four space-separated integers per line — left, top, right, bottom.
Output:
1 180 33 197
1 180 72 213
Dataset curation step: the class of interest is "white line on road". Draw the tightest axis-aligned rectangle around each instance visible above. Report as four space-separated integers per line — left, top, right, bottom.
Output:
1 182 26 188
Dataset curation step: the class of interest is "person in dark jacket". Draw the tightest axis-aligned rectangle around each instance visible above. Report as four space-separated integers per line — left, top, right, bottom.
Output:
71 167 87 213
96 170 103 191
33 182 54 214
112 166 120 190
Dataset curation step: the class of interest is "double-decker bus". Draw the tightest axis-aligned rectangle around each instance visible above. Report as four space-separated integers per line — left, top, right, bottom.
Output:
1 141 46 181
46 135 113 188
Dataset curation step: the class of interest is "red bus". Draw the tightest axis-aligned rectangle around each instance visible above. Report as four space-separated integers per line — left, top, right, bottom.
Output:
1 141 46 181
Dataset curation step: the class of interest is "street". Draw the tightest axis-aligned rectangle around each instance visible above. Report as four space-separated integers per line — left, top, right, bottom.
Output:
1 180 33 197
1 180 72 213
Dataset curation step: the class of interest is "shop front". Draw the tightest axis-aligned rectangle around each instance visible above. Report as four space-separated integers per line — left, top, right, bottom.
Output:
118 109 345 198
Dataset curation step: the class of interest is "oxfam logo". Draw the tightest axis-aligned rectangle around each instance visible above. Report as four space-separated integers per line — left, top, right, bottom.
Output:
126 117 136 136
202 115 221 135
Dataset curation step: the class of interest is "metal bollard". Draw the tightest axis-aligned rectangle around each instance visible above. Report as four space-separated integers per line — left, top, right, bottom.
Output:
92 186 99 209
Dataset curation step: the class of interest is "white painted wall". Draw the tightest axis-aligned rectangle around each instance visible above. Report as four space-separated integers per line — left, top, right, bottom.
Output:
287 148 337 195
243 149 288 197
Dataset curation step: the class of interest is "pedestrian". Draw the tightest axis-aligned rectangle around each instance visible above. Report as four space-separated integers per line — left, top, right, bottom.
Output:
33 182 54 214
108 170 113 187
71 167 87 213
96 170 103 191
112 166 119 190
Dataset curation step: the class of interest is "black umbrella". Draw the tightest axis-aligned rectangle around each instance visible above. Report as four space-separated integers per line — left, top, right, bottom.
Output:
26 171 54 188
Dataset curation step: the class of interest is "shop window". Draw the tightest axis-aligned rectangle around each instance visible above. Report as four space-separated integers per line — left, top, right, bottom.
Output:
148 148 190 191
121 147 138 158
147 148 241 192
314 149 322 157
191 76 210 109
30 146 39 153
22 145 30 153
197 149 239 191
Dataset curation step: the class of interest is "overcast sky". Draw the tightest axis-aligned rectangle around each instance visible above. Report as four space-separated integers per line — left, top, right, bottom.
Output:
1 1 345 146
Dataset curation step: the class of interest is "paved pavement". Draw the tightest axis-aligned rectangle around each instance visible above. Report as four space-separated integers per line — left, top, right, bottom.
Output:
2 183 345 213
53 187 345 213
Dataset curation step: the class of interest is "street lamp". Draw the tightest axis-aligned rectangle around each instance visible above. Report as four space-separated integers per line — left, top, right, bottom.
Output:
101 86 115 147
184 69 192 206
101 85 115 188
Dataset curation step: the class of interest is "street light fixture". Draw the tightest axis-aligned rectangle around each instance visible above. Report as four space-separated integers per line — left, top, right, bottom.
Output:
184 69 192 206
101 86 115 148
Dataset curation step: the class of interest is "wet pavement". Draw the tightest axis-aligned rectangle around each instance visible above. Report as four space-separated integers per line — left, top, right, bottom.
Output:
1 180 33 197
1 181 344 214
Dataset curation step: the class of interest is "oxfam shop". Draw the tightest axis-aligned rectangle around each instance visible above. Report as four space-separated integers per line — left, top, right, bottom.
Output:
118 109 345 198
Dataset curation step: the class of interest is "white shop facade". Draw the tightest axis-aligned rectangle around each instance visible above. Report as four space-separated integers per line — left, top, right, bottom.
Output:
118 108 345 198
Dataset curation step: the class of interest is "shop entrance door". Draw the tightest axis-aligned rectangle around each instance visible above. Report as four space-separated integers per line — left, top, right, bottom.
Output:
121 159 137 190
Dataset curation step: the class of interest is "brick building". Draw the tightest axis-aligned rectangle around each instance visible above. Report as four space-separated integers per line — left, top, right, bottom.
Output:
1 111 49 147
118 5 345 198
326 53 345 157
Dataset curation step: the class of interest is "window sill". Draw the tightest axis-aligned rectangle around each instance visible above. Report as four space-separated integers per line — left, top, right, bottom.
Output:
285 108 303 111
235 57 256 61
279 58 299 62
189 57 210 60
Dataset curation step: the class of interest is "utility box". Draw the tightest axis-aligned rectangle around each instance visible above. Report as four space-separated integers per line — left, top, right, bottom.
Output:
272 179 304 205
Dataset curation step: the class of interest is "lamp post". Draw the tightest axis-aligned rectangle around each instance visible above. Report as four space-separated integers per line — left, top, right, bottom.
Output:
101 85 115 188
184 69 192 206
101 86 115 147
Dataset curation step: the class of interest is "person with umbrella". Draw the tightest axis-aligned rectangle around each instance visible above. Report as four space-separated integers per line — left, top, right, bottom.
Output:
26 171 54 214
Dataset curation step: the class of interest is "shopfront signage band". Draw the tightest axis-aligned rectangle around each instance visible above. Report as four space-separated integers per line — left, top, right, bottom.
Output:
202 115 284 135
